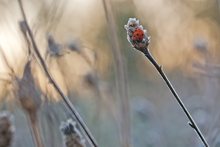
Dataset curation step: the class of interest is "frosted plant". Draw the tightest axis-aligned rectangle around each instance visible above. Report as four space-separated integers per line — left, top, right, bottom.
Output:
124 18 150 51
60 119 86 147
125 18 209 147
0 111 15 147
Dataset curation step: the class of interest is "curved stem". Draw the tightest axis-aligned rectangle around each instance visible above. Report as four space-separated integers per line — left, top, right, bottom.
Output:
17 0 97 146
142 48 209 147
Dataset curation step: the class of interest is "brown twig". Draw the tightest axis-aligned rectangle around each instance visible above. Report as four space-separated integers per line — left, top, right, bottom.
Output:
142 48 209 147
125 17 209 147
101 0 131 147
17 0 98 146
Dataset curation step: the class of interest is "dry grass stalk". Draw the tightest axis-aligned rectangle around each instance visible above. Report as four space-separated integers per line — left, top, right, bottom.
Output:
33 0 65 33
0 111 14 147
17 0 97 146
101 0 131 147
16 60 43 147
84 71 118 119
0 34 44 147
60 119 86 147
192 47 220 146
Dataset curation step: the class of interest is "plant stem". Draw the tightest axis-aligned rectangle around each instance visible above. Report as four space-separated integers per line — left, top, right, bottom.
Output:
28 114 44 147
102 0 131 147
17 0 98 146
142 48 209 147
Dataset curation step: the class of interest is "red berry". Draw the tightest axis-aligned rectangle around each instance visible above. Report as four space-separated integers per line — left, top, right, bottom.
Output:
132 28 144 42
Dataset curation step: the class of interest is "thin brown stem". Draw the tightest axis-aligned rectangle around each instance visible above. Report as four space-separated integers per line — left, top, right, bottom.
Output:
17 0 97 146
28 114 44 147
142 48 209 147
0 48 14 75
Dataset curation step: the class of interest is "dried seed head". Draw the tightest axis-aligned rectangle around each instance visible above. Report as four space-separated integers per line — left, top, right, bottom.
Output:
47 34 65 56
16 61 42 120
60 119 86 147
0 111 14 147
84 72 98 89
67 40 81 53
194 37 208 53
19 21 28 34
125 18 150 51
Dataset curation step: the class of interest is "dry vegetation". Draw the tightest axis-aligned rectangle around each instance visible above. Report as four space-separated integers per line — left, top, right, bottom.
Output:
0 0 220 147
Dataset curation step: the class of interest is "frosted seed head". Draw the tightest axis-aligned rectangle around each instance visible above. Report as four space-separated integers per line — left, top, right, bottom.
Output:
125 18 150 51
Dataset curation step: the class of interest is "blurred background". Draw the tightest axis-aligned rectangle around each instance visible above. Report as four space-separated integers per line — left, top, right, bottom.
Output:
0 0 220 146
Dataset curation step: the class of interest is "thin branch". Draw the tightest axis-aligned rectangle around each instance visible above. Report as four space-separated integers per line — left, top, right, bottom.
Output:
17 0 98 146
143 48 209 147
125 17 209 147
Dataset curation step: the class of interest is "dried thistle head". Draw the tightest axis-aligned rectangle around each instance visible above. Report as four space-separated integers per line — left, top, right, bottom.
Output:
47 34 66 57
60 119 85 147
0 111 14 147
16 61 42 121
46 35 81 58
66 40 81 53
194 37 208 54
125 18 150 52
84 72 98 89
19 21 28 35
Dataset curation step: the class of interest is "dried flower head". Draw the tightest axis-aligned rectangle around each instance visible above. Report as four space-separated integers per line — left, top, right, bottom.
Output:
84 72 98 88
124 18 150 51
47 34 65 57
66 40 81 53
194 37 208 53
0 111 14 147
60 119 85 147
16 60 42 121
